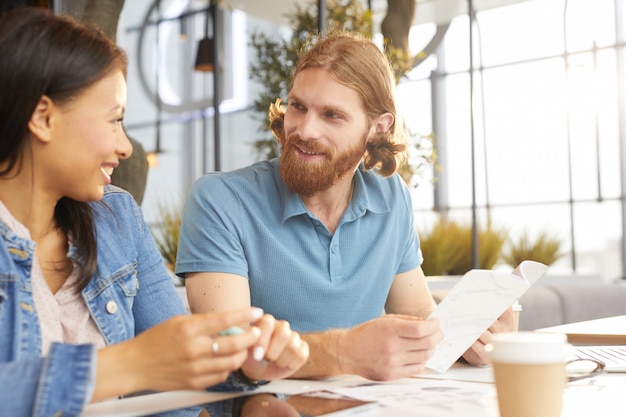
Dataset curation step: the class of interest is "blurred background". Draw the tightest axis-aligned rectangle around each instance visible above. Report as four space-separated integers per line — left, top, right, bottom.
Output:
6 0 626 283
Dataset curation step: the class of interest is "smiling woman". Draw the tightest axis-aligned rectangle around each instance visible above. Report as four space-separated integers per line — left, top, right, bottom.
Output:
36 70 130 202
0 7 307 417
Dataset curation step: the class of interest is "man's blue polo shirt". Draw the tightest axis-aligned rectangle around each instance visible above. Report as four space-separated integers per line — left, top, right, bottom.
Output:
176 159 422 332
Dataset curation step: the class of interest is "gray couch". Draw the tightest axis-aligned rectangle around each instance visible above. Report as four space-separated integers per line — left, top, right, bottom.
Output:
517 282 626 330
431 281 626 331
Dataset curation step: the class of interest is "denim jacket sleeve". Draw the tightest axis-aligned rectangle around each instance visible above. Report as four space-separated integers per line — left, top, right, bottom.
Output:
0 343 96 417
0 187 198 417
86 187 189 340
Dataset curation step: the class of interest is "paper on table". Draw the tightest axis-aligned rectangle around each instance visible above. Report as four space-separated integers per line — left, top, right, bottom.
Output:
325 378 496 416
419 361 495 383
425 260 548 373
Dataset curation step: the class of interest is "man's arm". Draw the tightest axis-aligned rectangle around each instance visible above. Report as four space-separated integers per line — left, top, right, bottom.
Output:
185 273 341 379
186 272 251 314
185 273 308 381
386 266 517 366
291 266 442 380
293 315 441 381
186 270 442 381
384 266 437 317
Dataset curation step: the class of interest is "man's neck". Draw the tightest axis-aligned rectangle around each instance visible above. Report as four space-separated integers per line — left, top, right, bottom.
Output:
300 176 355 234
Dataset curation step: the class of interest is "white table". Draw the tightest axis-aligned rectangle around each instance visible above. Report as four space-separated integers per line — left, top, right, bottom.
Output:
536 315 626 345
83 365 626 417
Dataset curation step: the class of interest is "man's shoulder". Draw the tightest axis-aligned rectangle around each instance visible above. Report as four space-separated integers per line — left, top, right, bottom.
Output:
190 160 281 202
361 168 407 194
356 168 412 215
197 160 275 184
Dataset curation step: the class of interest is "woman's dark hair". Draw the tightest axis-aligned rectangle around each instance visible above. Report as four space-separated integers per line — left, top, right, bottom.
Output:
0 7 128 291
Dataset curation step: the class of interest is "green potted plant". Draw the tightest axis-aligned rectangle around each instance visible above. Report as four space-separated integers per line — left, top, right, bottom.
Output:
501 231 564 268
151 201 183 285
419 217 508 276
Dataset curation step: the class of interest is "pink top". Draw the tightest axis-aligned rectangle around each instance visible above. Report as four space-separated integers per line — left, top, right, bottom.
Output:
0 201 106 355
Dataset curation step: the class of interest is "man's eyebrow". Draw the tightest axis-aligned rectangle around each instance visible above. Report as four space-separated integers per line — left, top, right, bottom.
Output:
289 94 350 114
321 103 353 119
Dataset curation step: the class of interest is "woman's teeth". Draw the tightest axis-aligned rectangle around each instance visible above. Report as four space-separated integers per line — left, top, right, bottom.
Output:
101 166 114 179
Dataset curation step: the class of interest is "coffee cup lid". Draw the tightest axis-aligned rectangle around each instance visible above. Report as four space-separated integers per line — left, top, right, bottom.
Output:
486 332 568 364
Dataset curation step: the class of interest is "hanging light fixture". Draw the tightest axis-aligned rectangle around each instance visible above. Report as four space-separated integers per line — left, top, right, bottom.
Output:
194 3 214 72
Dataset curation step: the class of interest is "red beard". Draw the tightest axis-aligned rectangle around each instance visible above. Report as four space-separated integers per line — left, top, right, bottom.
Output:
279 135 366 196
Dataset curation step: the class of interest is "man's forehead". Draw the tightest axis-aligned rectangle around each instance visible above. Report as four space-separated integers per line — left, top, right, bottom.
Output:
290 69 362 111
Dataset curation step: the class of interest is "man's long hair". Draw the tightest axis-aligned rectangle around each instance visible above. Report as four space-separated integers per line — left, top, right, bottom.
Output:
269 32 407 177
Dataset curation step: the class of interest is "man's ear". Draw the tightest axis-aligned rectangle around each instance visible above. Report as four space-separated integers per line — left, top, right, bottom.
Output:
368 112 395 142
28 95 54 143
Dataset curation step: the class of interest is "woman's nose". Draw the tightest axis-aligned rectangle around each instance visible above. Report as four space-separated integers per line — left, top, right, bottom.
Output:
117 127 133 160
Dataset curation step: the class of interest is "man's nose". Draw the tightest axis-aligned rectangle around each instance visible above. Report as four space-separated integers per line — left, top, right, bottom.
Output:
297 112 323 141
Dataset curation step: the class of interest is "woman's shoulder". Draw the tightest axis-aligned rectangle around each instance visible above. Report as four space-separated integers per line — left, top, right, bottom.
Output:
99 185 140 209
91 185 143 228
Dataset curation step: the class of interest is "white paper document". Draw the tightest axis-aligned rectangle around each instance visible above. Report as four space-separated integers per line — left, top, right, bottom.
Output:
425 260 548 373
325 378 497 416
419 361 495 383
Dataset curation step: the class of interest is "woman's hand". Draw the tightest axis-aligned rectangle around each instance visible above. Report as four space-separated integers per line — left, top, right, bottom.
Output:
239 314 310 382
93 307 264 401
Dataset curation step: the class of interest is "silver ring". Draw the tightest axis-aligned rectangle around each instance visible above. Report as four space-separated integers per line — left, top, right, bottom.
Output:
212 341 219 355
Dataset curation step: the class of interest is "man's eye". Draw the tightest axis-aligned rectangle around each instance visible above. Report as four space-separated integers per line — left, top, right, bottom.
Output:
289 102 304 110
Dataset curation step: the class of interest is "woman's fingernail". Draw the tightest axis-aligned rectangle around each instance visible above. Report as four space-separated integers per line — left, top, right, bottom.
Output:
250 307 264 320
253 346 265 361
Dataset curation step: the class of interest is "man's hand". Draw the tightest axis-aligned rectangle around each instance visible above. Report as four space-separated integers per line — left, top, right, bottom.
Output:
461 306 516 365
337 315 442 381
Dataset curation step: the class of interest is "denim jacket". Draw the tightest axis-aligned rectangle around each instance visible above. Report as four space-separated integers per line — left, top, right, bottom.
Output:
0 186 195 417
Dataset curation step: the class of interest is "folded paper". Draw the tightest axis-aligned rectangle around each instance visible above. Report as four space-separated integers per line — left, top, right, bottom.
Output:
425 260 548 373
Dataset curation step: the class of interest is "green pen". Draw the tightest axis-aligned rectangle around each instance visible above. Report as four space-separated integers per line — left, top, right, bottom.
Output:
219 326 245 336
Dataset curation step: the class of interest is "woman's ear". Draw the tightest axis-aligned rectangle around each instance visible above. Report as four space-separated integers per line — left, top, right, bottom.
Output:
28 95 54 143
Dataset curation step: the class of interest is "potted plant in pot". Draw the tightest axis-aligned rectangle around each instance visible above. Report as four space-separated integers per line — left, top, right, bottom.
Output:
501 231 564 269
418 217 508 276
151 201 183 286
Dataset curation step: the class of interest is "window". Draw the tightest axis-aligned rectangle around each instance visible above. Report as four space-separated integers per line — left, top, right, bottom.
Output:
399 0 626 280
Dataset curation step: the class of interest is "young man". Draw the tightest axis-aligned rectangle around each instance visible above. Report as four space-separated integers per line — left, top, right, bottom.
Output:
176 32 515 381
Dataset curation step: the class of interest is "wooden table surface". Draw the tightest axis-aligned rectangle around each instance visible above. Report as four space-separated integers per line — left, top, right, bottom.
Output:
536 315 626 345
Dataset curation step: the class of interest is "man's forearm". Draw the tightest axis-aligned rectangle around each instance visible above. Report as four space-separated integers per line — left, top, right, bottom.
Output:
290 330 346 379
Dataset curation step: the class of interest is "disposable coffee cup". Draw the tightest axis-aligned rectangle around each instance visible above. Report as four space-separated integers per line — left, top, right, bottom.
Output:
486 332 568 417
511 301 522 332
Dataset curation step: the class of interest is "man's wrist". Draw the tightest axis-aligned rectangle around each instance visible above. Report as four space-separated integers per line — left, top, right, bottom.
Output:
335 329 349 375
